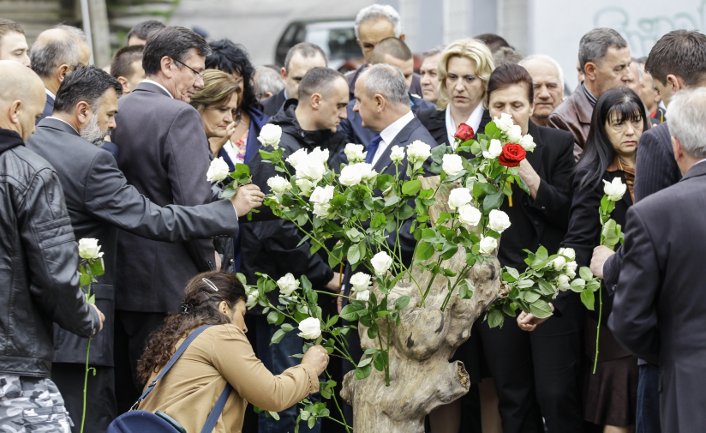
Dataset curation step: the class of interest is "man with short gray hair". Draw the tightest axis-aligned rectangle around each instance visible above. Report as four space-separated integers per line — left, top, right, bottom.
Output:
605 87 706 433
253 65 284 102
519 54 565 127
549 27 632 158
30 25 91 120
262 42 327 116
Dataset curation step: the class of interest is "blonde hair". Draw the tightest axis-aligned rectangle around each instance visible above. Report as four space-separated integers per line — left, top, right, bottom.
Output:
437 38 495 109
190 69 239 111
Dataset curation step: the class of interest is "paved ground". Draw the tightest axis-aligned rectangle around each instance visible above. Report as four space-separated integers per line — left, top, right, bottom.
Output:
169 0 372 66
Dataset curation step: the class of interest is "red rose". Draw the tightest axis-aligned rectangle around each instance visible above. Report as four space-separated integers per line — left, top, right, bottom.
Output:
454 123 475 142
498 143 526 167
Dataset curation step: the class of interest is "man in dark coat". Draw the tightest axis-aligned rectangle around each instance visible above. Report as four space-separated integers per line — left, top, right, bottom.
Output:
599 87 706 433
28 65 262 432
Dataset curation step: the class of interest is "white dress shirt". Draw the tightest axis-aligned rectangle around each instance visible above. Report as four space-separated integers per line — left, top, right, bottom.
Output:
371 110 415 166
445 103 484 149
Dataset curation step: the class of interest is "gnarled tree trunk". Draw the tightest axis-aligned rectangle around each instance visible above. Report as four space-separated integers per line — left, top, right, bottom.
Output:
341 177 503 432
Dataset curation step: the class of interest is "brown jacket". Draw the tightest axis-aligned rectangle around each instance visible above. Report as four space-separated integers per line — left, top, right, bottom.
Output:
139 324 318 433
549 84 595 160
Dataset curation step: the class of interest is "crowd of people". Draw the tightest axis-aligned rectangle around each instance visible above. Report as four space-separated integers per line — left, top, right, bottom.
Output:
1 3 705 433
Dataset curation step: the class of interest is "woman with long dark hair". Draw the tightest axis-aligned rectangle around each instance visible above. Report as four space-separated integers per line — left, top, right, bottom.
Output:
563 87 647 433
136 271 329 433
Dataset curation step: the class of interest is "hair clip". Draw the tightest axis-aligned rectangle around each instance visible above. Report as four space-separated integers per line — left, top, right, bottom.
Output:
179 302 194 314
202 278 219 292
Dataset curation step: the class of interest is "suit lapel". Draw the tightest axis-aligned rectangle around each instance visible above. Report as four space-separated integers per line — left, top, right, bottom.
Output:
374 117 422 174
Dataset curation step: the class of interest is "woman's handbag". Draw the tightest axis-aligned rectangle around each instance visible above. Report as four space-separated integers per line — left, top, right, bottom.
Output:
107 325 232 433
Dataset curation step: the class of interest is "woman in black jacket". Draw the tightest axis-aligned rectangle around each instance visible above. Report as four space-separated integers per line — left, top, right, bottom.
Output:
563 87 647 433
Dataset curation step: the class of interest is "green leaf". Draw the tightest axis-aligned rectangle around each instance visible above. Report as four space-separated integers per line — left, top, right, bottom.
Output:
580 289 596 311
440 244 458 260
372 350 388 372
402 179 422 196
281 323 294 332
504 267 520 282
355 363 372 380
416 241 435 261
340 303 362 321
528 299 553 318
523 291 541 303
347 243 361 265
271 329 287 344
483 192 504 211
267 310 284 325
487 308 504 328
86 293 96 305
579 266 594 281
395 296 411 311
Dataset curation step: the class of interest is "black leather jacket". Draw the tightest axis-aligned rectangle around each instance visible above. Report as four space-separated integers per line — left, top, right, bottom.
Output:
0 129 99 377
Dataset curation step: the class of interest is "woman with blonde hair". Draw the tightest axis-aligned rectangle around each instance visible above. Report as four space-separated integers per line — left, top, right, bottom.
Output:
190 69 240 157
420 38 495 147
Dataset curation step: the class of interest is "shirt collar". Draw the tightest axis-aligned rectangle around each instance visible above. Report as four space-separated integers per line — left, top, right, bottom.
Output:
45 88 56 101
142 79 174 99
372 110 415 166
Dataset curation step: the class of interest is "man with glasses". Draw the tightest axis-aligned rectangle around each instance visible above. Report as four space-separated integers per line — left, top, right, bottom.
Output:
110 26 218 413
30 25 90 120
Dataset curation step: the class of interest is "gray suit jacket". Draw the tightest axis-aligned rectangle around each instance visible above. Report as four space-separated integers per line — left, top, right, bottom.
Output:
608 161 706 433
111 81 223 312
28 117 238 363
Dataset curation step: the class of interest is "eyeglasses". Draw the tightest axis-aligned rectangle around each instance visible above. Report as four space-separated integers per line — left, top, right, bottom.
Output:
172 58 204 79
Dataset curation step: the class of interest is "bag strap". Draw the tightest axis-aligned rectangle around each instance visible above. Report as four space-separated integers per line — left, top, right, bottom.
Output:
133 324 211 408
200 384 232 433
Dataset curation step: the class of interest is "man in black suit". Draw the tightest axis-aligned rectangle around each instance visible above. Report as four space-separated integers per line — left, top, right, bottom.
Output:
592 30 706 433
261 42 327 117
28 65 263 432
109 26 253 412
30 25 90 121
595 87 706 433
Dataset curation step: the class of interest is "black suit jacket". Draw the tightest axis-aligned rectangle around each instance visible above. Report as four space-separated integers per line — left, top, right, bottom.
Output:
112 81 220 312
417 108 492 147
608 162 706 433
261 89 287 117
28 118 238 363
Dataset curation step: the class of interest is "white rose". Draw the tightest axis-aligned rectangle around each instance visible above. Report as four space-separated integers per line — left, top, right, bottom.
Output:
519 134 536 152
267 175 291 196
310 185 335 218
482 139 503 159
296 158 326 183
78 238 103 259
603 178 627 201
370 251 393 276
339 164 363 186
442 154 464 176
552 255 567 271
566 261 578 279
458 204 482 227
276 273 300 296
246 291 258 309
295 177 315 196
494 112 514 132
206 157 230 183
390 145 405 163
310 147 330 166
558 247 576 261
355 289 371 302
479 236 498 255
407 140 431 164
356 163 377 181
286 148 308 170
344 143 366 163
487 209 511 233
298 317 322 340
557 274 571 291
448 187 472 210
506 124 523 143
257 123 283 148
350 272 372 292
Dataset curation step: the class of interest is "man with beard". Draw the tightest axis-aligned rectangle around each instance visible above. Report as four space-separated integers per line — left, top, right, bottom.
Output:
27 65 263 432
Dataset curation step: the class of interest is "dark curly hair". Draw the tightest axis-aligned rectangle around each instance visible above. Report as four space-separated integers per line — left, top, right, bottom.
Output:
205 39 259 111
136 271 247 385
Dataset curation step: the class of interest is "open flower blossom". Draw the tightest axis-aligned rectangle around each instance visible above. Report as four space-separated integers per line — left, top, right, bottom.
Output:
371 251 393 275
390 145 405 163
558 247 576 261
448 187 472 210
442 154 464 176
566 261 578 279
350 272 372 292
246 291 258 309
458 204 482 227
286 148 308 170
276 273 300 296
482 139 503 159
298 317 322 340
494 112 515 133
344 143 366 163
295 178 315 196
206 157 229 183
603 178 627 201
267 175 291 196
519 134 536 152
354 289 371 302
487 209 511 233
78 238 104 260
406 140 431 164
557 274 571 291
506 124 523 143
479 236 498 255
257 124 282 148
339 163 376 186
310 185 335 218
552 255 567 271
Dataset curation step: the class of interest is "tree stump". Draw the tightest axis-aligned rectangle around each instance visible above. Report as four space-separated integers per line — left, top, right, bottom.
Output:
341 177 503 432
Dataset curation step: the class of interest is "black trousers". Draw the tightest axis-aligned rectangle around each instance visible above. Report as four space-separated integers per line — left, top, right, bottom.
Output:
475 294 585 433
52 363 115 433
113 310 167 414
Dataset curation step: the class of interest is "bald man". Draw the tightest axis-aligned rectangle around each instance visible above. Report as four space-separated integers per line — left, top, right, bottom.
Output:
30 25 90 120
0 60 103 432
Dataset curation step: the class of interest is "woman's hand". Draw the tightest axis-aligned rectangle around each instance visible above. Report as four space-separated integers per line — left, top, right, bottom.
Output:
302 345 329 376
517 159 541 199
